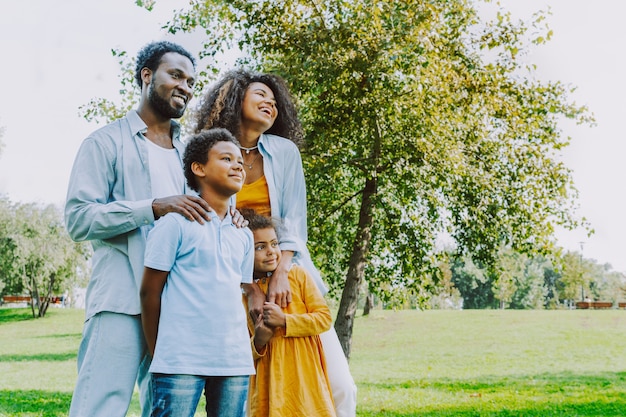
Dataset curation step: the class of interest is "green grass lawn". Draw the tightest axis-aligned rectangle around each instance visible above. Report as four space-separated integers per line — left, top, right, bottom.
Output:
2 307 626 416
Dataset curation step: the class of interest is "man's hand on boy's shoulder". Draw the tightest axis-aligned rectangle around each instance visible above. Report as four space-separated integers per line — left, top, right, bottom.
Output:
229 206 249 228
152 195 212 224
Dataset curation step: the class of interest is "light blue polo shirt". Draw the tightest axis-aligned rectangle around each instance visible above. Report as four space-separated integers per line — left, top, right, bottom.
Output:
144 211 255 376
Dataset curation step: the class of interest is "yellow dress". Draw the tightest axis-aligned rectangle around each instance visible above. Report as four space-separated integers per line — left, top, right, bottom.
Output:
245 265 336 417
237 175 271 217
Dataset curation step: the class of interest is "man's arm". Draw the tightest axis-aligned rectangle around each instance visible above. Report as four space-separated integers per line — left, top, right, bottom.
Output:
140 267 169 356
65 134 214 242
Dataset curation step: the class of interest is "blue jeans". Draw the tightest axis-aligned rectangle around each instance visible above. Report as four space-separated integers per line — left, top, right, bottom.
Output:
151 374 249 417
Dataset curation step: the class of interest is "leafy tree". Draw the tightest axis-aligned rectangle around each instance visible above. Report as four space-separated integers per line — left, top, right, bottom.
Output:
79 50 137 124
493 248 520 309
429 259 463 309
542 258 561 308
508 254 548 310
585 261 625 303
557 251 586 303
94 0 593 358
451 255 496 309
0 198 91 317
0 198 13 296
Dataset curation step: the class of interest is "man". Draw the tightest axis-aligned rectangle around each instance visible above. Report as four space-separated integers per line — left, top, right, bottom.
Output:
65 41 218 417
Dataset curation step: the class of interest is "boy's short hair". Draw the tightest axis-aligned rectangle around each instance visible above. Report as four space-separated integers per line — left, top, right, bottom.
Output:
183 128 240 192
135 41 196 88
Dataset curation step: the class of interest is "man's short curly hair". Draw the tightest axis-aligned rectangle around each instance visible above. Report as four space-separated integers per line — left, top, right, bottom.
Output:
183 128 239 192
134 41 196 89
193 69 304 146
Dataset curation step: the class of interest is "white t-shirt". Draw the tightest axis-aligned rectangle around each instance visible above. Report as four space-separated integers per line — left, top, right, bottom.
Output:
145 138 185 198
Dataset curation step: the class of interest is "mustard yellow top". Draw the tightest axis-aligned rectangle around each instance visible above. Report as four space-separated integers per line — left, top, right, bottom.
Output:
237 175 271 217
245 265 336 417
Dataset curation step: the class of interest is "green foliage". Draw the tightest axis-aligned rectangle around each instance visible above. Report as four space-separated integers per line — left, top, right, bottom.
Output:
162 0 591 281
451 255 496 309
97 0 594 354
0 198 91 317
79 49 139 125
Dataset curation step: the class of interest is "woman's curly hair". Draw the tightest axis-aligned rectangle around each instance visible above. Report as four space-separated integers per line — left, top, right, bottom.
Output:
193 69 303 146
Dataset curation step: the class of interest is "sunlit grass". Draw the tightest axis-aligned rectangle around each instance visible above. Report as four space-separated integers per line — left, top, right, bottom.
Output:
2 307 626 416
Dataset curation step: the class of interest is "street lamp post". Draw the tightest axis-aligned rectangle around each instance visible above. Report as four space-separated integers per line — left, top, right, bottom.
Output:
579 242 585 302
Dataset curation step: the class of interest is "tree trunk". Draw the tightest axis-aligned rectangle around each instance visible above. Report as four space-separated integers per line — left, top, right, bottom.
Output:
334 176 376 360
39 273 56 318
363 292 374 316
29 274 37 318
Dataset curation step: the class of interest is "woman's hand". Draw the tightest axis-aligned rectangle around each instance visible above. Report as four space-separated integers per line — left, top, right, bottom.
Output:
229 206 249 228
267 251 293 307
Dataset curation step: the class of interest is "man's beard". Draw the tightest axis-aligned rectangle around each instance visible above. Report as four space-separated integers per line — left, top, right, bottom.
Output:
148 81 186 119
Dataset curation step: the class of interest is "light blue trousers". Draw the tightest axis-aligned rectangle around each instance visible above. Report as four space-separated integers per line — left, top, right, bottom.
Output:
69 312 152 417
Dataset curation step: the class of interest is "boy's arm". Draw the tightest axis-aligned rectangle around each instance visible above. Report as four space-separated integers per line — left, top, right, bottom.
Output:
253 314 275 354
242 282 266 321
140 267 169 357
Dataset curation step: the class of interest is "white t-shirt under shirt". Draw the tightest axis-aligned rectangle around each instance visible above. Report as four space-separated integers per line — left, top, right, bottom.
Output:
145 138 185 198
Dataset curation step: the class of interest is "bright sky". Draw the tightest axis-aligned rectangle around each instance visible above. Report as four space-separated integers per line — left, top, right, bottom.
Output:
0 1 624 271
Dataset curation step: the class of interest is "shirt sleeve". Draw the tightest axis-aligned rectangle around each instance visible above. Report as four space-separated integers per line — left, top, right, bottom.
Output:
144 215 180 272
275 141 309 254
65 133 154 242
241 228 254 284
284 267 332 337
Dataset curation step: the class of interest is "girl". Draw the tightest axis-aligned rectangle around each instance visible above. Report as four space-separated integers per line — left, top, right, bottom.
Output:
243 209 335 417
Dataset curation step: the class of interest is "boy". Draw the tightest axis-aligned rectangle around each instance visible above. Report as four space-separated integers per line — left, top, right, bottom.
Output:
141 128 254 417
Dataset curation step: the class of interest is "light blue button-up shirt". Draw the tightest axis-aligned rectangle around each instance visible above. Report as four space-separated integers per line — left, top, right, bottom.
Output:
236 133 327 294
65 110 188 319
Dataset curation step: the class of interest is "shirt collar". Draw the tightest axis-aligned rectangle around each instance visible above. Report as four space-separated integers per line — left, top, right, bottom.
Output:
126 110 181 140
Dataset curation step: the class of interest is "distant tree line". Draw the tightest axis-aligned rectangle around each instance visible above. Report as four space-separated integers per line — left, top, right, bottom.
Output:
449 248 625 310
369 247 626 311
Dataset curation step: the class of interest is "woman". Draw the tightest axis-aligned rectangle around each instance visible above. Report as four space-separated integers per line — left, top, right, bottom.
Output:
193 69 357 417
